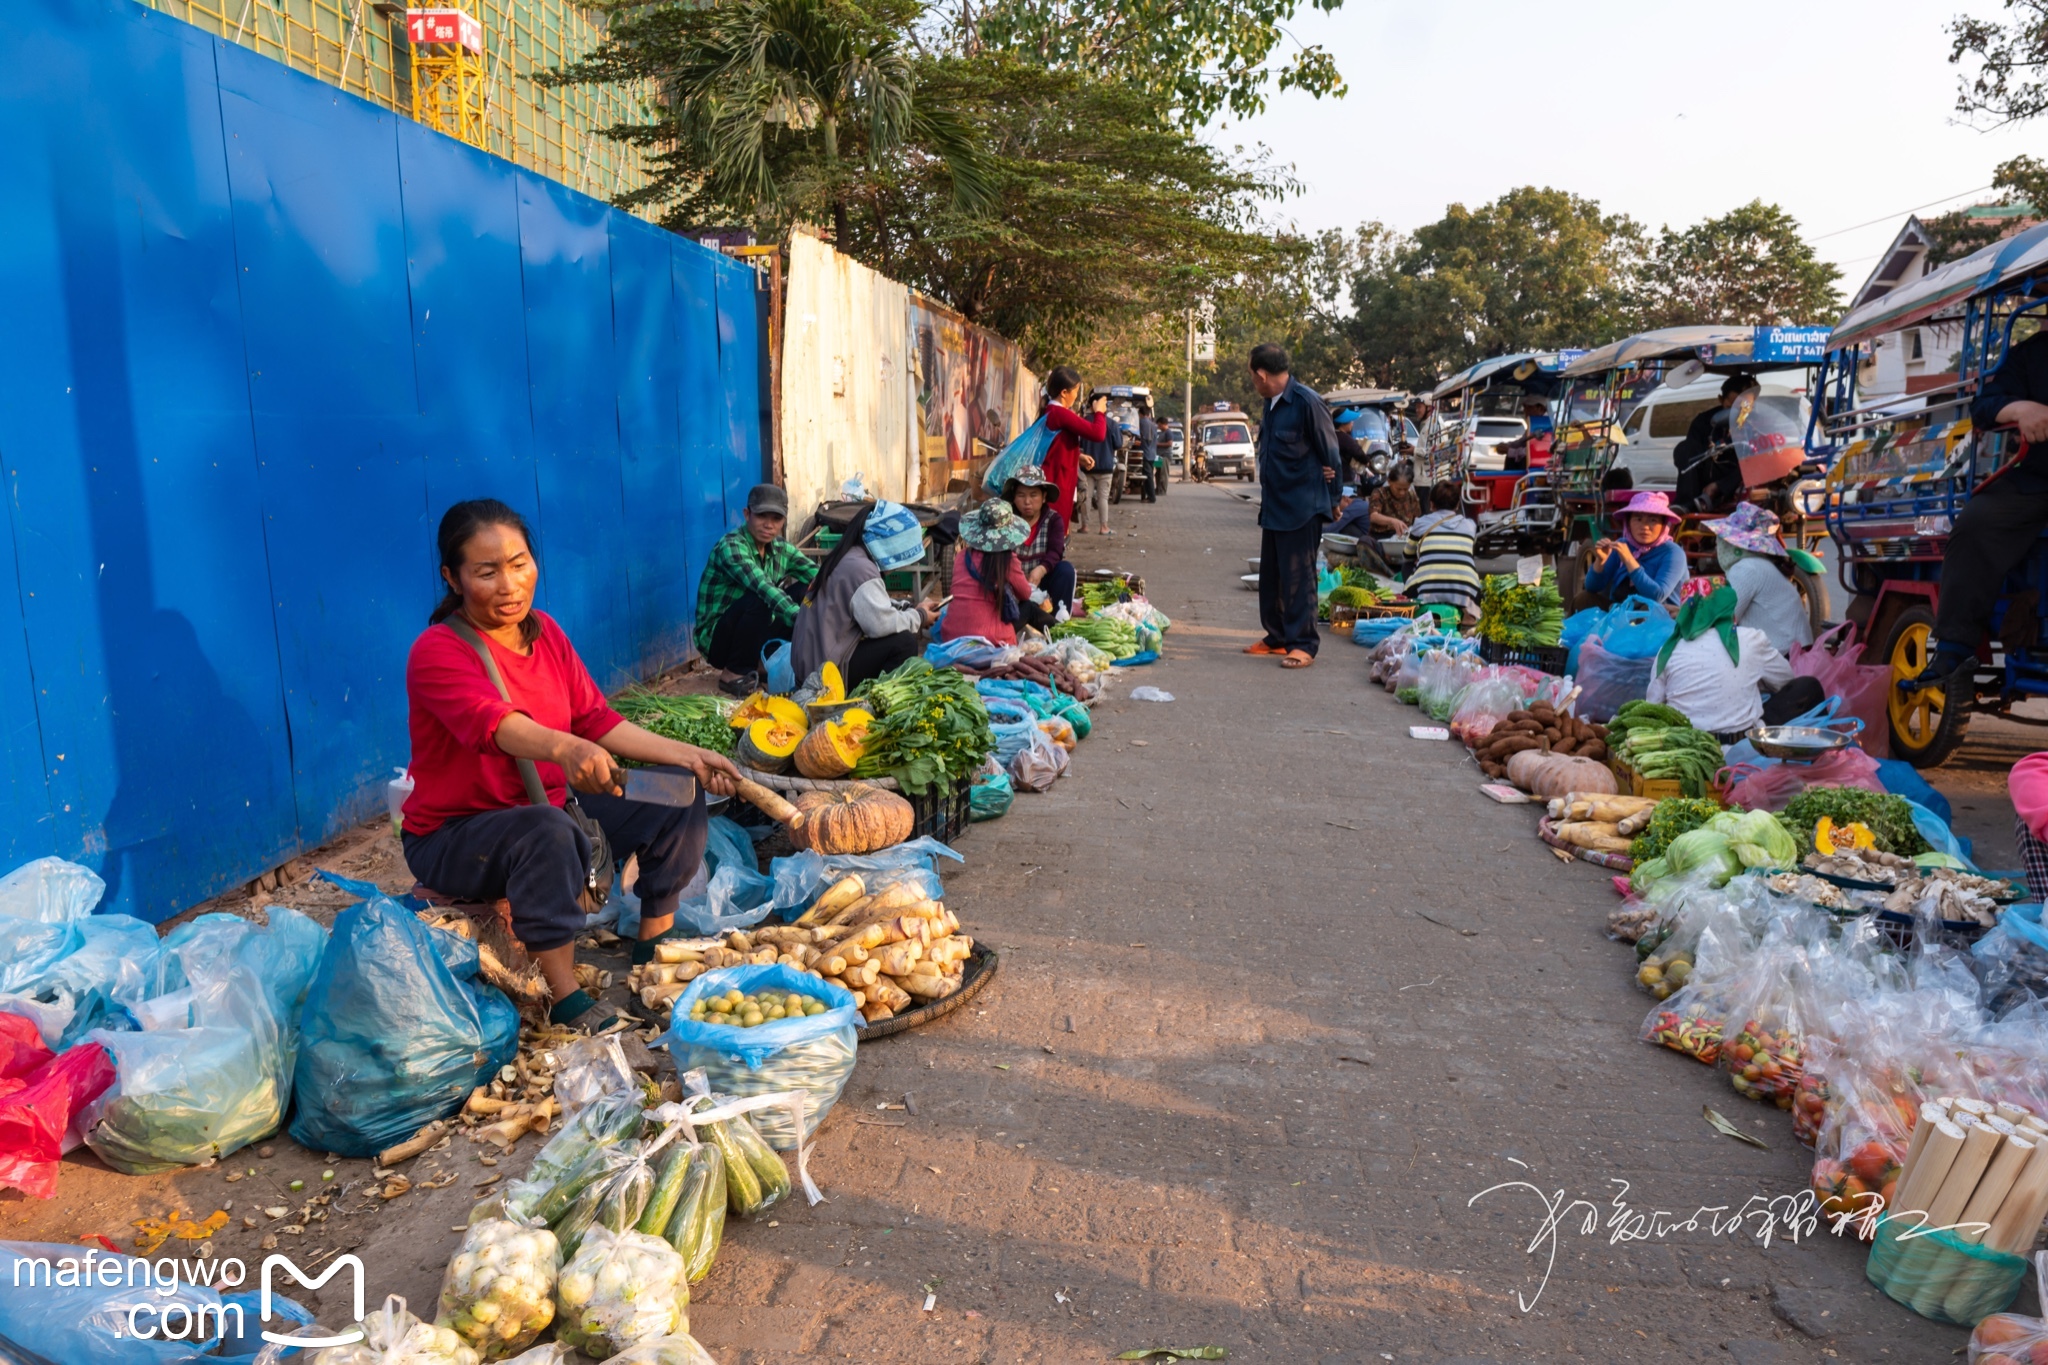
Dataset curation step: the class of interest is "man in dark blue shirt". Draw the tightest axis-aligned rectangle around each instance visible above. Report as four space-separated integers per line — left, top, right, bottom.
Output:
1244 343 1341 667
1136 405 1161 502
1915 330 2048 686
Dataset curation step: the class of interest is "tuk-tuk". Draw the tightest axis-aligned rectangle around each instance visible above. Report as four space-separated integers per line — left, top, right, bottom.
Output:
1817 219 2048 766
1551 324 1835 630
1325 387 1416 486
1087 385 1162 502
1419 351 1584 554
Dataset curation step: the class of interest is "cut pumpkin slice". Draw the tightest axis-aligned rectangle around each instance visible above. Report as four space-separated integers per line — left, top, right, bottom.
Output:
793 707 874 779
734 696 809 772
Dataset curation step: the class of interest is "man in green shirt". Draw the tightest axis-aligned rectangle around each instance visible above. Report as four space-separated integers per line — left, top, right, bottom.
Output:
695 484 816 694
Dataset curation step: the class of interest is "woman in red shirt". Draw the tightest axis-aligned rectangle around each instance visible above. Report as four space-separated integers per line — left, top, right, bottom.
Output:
1039 366 1109 526
402 500 742 1032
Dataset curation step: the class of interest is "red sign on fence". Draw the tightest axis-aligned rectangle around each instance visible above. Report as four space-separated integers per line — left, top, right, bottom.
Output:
405 8 482 52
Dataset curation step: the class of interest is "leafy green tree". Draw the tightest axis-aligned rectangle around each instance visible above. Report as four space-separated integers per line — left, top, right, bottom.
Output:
1633 200 1842 328
1950 0 2048 123
1344 188 1646 391
553 0 989 244
959 0 1347 127
840 53 1293 362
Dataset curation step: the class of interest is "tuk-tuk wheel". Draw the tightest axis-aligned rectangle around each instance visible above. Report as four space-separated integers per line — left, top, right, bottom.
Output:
1791 565 1830 640
1882 605 1969 768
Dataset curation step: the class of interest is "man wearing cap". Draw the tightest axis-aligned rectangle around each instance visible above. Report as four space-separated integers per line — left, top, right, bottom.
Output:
693 484 817 695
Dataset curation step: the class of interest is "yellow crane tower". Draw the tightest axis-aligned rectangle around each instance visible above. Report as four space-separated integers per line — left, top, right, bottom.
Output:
405 8 486 148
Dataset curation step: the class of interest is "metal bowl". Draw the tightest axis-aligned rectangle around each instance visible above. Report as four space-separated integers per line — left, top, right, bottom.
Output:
1749 725 1852 760
1239 573 1260 591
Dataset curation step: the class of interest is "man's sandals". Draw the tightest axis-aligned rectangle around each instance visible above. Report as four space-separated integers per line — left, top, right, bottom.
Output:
1280 650 1314 669
1243 641 1285 656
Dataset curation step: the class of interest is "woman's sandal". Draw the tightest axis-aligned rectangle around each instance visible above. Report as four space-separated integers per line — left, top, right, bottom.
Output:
1280 650 1314 669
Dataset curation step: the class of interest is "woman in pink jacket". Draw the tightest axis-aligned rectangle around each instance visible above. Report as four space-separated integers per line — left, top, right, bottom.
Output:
940 500 1053 647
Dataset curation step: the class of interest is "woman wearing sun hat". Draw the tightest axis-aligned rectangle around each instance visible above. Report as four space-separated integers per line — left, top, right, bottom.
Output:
1002 464 1076 614
940 499 1050 647
1705 502 1813 654
1577 490 1689 610
790 500 936 688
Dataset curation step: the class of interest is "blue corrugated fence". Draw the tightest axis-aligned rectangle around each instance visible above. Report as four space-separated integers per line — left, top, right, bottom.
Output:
0 0 764 921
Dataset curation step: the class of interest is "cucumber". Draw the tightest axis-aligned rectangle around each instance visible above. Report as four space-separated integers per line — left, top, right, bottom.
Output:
703 1117 764 1215
663 1143 728 1282
636 1141 693 1237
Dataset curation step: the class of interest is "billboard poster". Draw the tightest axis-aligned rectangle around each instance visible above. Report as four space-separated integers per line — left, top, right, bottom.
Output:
910 297 1027 501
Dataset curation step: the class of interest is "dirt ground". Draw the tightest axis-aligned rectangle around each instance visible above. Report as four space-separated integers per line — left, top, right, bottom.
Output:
12 479 2042 1362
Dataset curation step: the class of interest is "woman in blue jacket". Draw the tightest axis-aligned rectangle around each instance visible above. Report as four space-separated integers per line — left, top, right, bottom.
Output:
1578 490 1688 610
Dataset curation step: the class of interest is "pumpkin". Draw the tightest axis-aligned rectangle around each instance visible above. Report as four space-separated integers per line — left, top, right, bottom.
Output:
789 783 915 854
793 708 873 780
733 696 808 772
817 662 846 703
729 690 781 728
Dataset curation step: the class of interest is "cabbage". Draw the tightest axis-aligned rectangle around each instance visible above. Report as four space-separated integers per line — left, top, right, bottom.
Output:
1664 829 1742 887
1629 856 1670 896
1708 810 1798 870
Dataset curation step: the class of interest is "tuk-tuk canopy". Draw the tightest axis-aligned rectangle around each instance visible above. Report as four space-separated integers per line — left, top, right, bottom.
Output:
1428 351 1585 402
1324 387 1410 409
1829 219 2048 352
1559 326 1757 378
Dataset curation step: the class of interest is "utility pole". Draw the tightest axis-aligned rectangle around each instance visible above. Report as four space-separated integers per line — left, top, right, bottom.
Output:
1184 308 1194 482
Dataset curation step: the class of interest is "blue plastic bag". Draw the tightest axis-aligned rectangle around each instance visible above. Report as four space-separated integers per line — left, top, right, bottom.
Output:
1903 798 1975 869
926 636 1001 667
672 815 775 937
28 913 160 1007
761 639 796 695
1595 595 1676 660
1875 759 1953 824
0 1242 310 1365
768 836 961 919
81 908 322 1174
1561 607 1606 674
985 698 1037 765
661 964 860 1149
982 413 1055 494
289 891 518 1158
971 766 1014 821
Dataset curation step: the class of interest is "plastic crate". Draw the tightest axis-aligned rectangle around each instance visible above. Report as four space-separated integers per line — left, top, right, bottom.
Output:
907 776 972 845
1479 638 1569 675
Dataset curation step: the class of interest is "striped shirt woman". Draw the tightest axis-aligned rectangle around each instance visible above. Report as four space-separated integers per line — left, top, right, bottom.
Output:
1404 484 1482 614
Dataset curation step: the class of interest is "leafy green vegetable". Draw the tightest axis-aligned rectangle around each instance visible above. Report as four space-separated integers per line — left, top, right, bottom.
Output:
1629 797 1723 863
615 690 737 756
1707 809 1798 869
1780 786 1931 857
1477 569 1564 647
851 660 997 796
1663 829 1741 887
1051 616 1140 659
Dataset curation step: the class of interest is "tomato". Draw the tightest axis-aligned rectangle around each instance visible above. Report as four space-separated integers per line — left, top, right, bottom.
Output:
1847 1141 1896 1186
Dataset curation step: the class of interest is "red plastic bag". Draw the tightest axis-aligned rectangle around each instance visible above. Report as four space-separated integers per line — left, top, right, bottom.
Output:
1718 747 1885 812
1791 623 1892 760
0 1032 116 1198
0 1013 51 1081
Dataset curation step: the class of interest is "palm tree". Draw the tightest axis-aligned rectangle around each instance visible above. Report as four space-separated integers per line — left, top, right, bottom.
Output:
559 0 990 242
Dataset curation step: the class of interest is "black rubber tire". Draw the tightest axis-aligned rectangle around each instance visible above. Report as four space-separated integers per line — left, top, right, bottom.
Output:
1881 604 1970 768
1793 565 1831 640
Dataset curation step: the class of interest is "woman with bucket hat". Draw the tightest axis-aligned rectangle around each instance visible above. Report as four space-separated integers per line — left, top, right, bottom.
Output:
1705 502 1813 654
941 499 1056 648
790 500 937 689
1003 465 1077 614
1576 490 1689 611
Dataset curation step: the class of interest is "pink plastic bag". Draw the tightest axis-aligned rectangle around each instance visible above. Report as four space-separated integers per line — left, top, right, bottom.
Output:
1791 624 1891 759
1718 746 1886 812
0 1013 115 1198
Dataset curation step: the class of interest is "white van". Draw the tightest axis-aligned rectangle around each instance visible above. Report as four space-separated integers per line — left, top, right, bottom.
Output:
1612 374 1811 490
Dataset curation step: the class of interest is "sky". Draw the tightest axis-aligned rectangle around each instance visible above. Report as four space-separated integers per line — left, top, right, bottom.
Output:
1221 0 2043 299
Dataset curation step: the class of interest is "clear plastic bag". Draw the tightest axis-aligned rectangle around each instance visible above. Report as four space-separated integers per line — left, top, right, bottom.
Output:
593 1337 720 1365
1418 649 1482 722
1009 724 1068 792
1639 923 1756 1066
657 1142 727 1283
1448 673 1524 747
662 965 858 1150
553 1225 688 1361
435 1215 561 1359
290 890 519 1158
1574 634 1655 724
672 817 773 938
552 1035 640 1121
553 1132 670 1260
28 913 159 1007
670 1078 801 1218
305 1295 482 1364
767 838 958 920
1037 715 1078 752
0 857 104 923
500 1092 648 1227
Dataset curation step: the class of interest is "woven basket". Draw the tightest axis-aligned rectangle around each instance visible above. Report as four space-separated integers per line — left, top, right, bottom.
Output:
857 946 1000 1039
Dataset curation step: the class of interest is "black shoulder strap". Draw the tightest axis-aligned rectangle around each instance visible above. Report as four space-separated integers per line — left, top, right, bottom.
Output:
444 617 552 808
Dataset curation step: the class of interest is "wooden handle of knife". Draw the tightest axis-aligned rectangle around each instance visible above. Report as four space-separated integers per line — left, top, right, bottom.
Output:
734 778 801 827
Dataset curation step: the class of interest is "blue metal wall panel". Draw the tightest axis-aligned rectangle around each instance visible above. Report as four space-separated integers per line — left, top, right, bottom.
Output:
217 40 428 846
672 244 729 618
0 0 764 918
396 120 542 537
0 3 298 918
609 218 690 672
517 174 631 689
713 256 765 524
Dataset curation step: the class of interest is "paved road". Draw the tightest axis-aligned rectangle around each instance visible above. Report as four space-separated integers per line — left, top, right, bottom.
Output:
689 483 1976 1364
